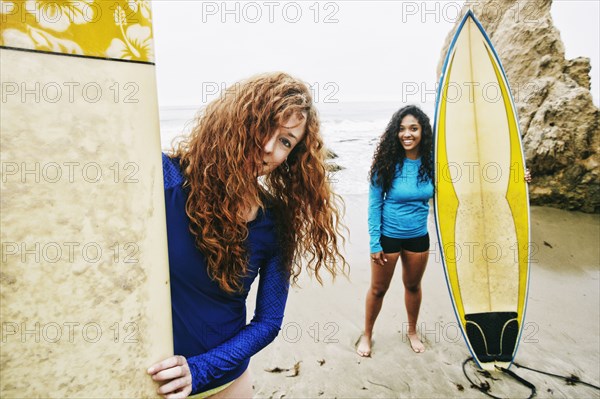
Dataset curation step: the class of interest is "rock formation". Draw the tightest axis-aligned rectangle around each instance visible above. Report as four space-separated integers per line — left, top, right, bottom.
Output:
437 0 599 212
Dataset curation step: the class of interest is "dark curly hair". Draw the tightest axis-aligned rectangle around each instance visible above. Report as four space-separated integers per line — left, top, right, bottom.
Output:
368 105 434 193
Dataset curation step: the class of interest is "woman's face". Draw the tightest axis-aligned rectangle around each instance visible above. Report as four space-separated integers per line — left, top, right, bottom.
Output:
260 112 307 176
397 114 422 157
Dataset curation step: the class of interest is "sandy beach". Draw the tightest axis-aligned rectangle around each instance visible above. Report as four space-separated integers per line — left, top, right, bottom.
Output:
249 194 600 399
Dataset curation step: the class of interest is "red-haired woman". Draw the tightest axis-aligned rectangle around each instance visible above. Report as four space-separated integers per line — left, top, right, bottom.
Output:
147 73 347 398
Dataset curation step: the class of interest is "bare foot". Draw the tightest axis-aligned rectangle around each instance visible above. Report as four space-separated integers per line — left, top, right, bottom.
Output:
356 334 372 357
407 333 425 353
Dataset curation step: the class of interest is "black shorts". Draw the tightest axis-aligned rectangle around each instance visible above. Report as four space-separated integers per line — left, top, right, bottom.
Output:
380 233 430 253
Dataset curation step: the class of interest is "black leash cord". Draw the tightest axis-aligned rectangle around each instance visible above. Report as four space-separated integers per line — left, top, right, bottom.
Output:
462 357 536 399
496 366 537 396
462 357 600 398
513 362 600 391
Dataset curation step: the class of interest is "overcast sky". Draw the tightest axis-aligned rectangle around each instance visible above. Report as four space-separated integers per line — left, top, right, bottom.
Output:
152 0 599 107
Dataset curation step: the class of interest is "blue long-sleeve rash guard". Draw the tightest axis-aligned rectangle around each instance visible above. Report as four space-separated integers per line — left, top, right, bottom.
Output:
368 158 434 253
162 154 289 394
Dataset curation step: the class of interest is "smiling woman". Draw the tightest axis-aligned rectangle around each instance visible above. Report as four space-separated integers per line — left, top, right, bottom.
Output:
357 105 435 358
149 72 348 398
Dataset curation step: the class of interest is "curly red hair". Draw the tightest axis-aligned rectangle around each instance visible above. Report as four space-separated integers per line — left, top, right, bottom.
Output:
171 72 347 293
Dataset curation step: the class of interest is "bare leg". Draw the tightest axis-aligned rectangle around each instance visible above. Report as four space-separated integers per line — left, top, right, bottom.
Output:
401 249 429 353
209 369 253 399
356 252 401 357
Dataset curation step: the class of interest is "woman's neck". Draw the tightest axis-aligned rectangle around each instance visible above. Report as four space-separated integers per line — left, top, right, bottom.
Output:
405 149 420 160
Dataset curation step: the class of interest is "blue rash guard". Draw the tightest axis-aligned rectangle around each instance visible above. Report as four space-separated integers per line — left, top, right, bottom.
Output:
162 154 289 394
368 157 434 253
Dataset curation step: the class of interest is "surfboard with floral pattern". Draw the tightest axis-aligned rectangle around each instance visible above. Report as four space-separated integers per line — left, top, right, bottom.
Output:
1 1 172 397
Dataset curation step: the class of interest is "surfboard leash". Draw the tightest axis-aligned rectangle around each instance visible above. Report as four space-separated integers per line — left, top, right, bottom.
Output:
512 362 600 391
462 357 600 398
461 357 535 399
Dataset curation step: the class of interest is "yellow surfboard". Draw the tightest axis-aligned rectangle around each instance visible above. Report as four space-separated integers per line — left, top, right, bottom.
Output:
1 1 172 396
434 10 530 371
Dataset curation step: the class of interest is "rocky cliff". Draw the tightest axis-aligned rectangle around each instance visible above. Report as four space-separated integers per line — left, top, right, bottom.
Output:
437 0 599 212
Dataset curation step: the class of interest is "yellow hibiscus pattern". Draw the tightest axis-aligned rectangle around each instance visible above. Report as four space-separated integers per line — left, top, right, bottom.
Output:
0 0 154 63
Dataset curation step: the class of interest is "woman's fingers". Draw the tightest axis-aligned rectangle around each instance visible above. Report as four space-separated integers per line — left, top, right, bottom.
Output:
370 252 380 265
152 365 187 382
148 356 192 398
525 168 532 183
158 374 192 395
147 356 187 375
163 384 193 399
371 251 387 266
148 355 185 375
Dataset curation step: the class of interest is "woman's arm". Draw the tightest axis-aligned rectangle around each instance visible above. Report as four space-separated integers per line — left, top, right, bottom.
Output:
368 180 384 254
149 253 289 396
187 254 288 393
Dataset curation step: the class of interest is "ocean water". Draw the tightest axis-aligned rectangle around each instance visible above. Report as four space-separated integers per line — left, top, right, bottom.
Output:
159 101 435 195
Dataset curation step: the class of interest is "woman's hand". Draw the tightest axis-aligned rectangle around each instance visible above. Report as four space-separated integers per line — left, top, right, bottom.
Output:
525 168 532 183
147 355 192 399
370 251 387 266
